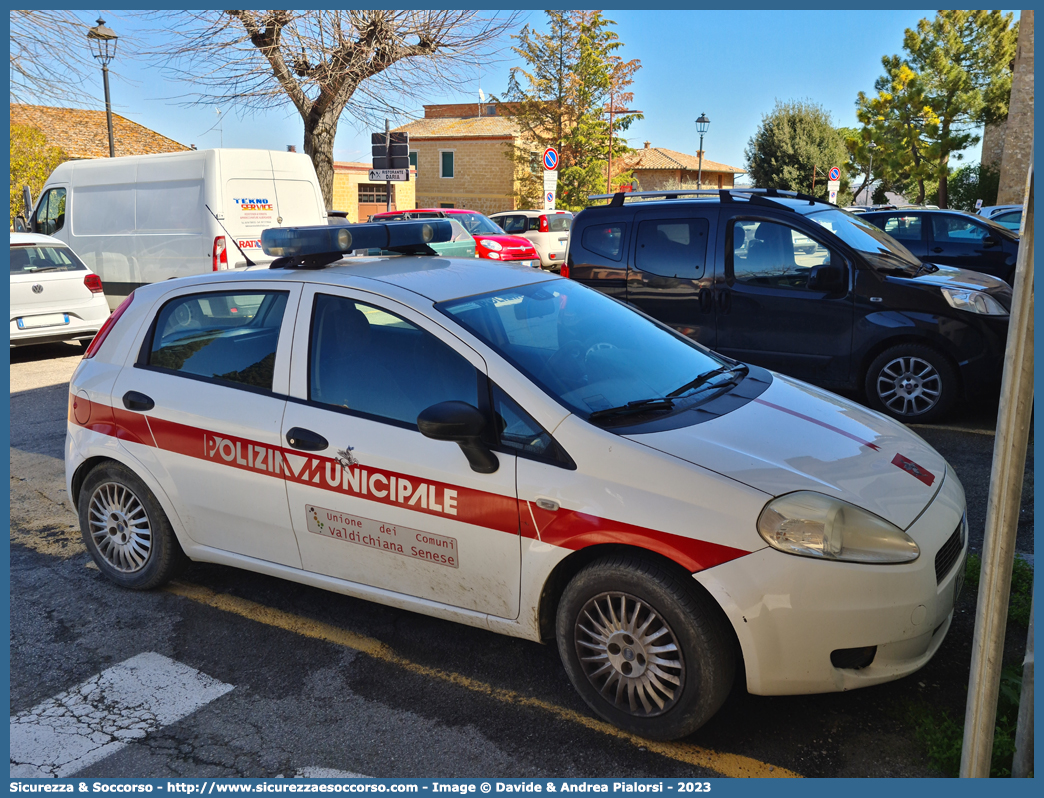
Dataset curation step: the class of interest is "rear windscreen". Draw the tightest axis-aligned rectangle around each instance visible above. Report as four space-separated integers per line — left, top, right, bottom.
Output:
548 215 572 232
11 245 87 274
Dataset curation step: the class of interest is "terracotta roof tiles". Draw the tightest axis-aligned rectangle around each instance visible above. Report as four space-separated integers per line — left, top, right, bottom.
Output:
627 146 745 174
10 104 190 159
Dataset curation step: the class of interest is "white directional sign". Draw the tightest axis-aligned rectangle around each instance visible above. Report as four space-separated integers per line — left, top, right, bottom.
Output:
827 178 840 205
369 169 409 182
975 198 984 210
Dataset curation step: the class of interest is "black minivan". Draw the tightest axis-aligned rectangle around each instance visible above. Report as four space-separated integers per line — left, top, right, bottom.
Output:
564 189 1011 423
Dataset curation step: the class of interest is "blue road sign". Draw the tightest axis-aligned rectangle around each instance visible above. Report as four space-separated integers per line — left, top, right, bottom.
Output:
829 167 841 181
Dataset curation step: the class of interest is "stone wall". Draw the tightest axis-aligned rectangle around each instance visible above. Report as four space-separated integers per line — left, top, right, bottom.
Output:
981 120 1008 170
634 169 736 191
998 10 1034 204
412 137 518 214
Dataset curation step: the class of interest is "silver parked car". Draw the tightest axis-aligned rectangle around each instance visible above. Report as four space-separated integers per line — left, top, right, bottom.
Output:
488 210 573 271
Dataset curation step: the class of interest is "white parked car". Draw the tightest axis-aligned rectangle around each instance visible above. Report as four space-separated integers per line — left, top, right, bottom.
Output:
10 232 110 348
66 219 967 740
489 210 573 271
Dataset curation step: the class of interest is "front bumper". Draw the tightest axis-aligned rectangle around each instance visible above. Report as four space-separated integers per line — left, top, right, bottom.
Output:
695 465 967 695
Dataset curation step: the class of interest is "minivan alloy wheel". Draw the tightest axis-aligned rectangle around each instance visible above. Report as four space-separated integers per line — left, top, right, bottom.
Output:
875 355 943 417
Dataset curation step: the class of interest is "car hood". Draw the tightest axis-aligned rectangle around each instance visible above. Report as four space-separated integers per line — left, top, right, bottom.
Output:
906 264 1013 310
626 374 947 530
474 234 537 251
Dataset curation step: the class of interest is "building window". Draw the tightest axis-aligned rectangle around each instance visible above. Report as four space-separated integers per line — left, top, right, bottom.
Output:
409 151 418 172
440 151 454 179
359 184 393 204
529 151 541 176
439 203 454 209
486 104 497 116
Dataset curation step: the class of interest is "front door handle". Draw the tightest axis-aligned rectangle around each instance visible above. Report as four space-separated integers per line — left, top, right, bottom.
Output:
698 287 713 313
932 247 944 253
286 427 329 452
123 391 154 412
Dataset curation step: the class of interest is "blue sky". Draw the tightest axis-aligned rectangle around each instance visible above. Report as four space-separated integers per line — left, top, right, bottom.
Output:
51 9 1014 175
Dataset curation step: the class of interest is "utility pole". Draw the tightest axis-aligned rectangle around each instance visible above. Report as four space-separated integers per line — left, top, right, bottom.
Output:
385 119 392 213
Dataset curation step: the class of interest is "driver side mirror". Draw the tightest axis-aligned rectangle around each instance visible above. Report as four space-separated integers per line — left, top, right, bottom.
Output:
808 264 848 292
13 215 28 233
417 401 499 474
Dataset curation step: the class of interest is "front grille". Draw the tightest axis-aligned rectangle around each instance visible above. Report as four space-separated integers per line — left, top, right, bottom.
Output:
934 523 963 584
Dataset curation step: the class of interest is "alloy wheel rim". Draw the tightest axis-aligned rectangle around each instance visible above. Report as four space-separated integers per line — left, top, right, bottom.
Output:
87 481 152 573
876 355 942 417
574 591 684 717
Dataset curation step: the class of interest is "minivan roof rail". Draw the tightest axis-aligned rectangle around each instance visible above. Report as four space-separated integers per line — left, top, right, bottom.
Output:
588 188 832 209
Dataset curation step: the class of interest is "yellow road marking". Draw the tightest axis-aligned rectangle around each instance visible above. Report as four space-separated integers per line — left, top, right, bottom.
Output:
164 581 800 778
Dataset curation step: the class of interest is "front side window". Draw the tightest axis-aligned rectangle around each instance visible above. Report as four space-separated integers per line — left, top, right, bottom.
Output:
147 291 288 391
441 151 454 178
731 220 833 291
879 214 923 242
438 281 727 421
635 218 708 279
35 188 67 236
10 244 86 275
932 215 988 242
310 294 479 427
491 384 555 458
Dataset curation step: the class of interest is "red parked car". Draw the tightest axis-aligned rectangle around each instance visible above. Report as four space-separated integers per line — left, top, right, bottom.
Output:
371 208 540 266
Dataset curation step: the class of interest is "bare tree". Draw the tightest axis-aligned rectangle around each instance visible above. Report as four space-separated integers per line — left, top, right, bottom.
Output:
142 10 523 206
10 10 101 106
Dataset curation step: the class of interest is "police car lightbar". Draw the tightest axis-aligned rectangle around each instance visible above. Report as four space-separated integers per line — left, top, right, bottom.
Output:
262 220 454 268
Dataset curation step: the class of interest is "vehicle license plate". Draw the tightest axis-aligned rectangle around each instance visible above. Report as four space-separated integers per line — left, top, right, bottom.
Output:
17 313 70 329
519 260 535 267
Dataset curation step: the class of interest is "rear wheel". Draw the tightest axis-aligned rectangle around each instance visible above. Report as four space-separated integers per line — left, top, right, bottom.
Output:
864 343 957 424
78 461 188 589
556 554 735 740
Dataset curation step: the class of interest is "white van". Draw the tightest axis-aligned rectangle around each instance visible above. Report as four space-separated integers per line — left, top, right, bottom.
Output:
27 149 327 308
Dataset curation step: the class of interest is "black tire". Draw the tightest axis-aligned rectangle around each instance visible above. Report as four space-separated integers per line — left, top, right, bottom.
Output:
556 554 736 740
864 343 958 424
78 461 188 589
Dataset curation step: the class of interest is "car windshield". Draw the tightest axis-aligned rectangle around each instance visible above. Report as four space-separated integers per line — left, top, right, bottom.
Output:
455 213 505 236
438 280 731 424
10 245 87 274
807 209 922 276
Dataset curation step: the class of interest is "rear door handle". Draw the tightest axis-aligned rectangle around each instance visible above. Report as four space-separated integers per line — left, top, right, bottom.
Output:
123 391 154 412
286 427 329 452
717 289 731 314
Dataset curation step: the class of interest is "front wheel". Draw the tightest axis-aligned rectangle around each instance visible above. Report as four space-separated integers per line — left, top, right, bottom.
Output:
864 343 958 424
556 554 736 740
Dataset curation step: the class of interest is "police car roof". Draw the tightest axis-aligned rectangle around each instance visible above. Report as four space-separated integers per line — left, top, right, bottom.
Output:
180 255 559 304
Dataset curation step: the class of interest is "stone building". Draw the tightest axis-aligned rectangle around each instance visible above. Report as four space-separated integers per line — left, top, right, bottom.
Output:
622 142 745 190
330 161 417 222
10 104 190 158
393 102 533 214
997 9 1034 204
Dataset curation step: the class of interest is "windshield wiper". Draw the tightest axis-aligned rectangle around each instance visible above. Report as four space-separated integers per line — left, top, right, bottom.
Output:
24 266 63 273
587 397 675 423
668 364 747 398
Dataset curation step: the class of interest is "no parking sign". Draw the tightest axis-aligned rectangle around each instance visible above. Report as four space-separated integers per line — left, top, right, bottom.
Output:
543 147 559 171
829 166 841 181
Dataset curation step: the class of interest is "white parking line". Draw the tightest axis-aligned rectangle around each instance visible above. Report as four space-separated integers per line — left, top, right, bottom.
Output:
10 652 233 778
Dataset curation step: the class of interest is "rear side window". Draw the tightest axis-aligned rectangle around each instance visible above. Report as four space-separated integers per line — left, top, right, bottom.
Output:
879 214 922 242
580 223 626 261
498 215 528 234
147 291 288 391
635 218 709 279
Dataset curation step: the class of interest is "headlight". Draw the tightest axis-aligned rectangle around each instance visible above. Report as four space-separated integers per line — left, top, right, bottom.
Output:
757 491 919 563
940 287 1008 316
481 239 504 252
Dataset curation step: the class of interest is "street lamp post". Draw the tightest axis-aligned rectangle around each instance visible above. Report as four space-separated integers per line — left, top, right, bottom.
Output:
87 18 119 158
695 114 710 190
865 142 877 205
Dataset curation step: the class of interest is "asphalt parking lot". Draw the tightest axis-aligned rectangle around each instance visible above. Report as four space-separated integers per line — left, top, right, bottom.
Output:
9 341 1033 778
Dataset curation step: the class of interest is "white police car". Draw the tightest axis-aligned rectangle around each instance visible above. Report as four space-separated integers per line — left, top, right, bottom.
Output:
66 220 968 740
